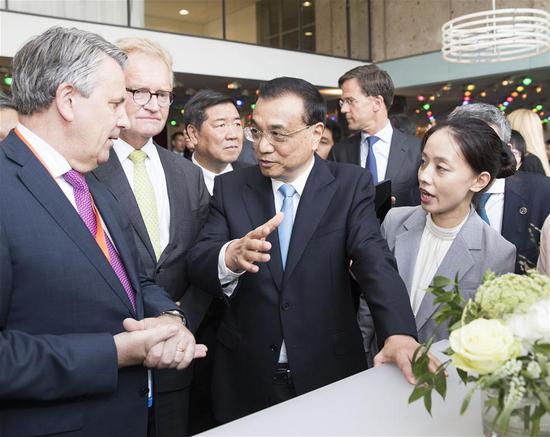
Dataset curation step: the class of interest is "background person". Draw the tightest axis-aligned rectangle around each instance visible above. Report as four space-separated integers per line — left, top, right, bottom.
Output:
509 129 546 175
316 118 342 160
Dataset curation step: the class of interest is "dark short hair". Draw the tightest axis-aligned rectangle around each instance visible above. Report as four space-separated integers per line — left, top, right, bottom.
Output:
510 130 527 160
421 118 516 193
324 119 342 144
0 92 16 110
258 77 326 125
170 131 184 142
338 64 394 109
389 113 417 137
183 89 235 130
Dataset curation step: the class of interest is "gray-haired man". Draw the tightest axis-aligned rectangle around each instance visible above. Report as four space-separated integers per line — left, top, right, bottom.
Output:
448 103 550 272
0 27 205 437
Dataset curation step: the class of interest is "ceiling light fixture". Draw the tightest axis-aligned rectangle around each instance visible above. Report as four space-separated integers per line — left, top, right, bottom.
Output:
179 9 189 16
303 1 312 7
441 0 550 63
304 31 313 36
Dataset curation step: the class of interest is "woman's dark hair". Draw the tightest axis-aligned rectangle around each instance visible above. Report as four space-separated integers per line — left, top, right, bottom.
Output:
324 119 342 144
421 117 516 190
510 129 527 160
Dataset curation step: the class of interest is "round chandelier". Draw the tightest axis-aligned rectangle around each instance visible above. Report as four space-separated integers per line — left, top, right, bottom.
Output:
441 1 550 63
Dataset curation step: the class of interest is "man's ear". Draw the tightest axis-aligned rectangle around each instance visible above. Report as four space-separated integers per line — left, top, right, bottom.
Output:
55 83 78 122
311 122 325 151
186 124 200 146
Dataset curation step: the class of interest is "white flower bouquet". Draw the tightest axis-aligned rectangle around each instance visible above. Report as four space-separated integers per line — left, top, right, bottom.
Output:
410 272 550 436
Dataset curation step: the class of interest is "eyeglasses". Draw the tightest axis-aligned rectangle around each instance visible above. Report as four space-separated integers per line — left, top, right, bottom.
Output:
126 88 174 107
244 125 312 144
338 96 376 108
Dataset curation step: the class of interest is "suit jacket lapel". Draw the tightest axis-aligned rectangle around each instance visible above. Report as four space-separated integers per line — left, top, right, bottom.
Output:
502 177 526 242
283 156 336 281
242 169 284 290
88 177 141 316
8 138 136 316
92 150 157 264
352 133 362 165
157 146 185 266
415 209 479 332
385 129 408 182
393 208 426 292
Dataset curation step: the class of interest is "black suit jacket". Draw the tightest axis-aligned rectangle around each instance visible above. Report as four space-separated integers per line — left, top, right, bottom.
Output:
92 146 210 435
0 131 178 437
502 172 550 272
332 127 421 206
187 155 417 422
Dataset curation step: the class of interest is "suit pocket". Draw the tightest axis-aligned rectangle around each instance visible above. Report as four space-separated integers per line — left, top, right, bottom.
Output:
216 323 241 351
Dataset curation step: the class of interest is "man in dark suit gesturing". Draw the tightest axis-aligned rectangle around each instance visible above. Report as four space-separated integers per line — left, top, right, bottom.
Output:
188 77 435 423
333 64 421 206
92 37 210 437
0 27 204 437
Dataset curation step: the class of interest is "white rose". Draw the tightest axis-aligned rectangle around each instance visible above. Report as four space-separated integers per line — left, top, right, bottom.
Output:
450 319 520 375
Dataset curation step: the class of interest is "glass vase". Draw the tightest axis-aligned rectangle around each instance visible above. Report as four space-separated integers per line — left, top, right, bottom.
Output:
482 389 550 437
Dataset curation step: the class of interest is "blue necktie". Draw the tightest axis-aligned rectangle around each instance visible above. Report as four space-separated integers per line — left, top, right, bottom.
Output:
476 193 492 225
278 184 296 268
366 136 379 184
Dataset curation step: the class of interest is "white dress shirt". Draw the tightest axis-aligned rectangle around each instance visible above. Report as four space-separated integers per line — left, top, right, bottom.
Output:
409 213 467 315
483 178 505 234
191 153 233 196
217 156 316 363
360 120 393 181
113 138 170 253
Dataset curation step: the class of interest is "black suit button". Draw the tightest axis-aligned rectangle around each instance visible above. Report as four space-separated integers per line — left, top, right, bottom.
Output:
270 344 278 352
281 302 290 311
156 267 162 274
138 387 149 397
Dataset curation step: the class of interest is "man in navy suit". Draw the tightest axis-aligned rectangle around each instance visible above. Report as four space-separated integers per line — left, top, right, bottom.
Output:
332 64 421 207
448 103 550 273
188 77 434 423
0 27 204 437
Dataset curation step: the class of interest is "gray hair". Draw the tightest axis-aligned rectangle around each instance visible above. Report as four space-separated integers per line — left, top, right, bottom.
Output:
448 103 512 143
0 92 16 110
11 27 127 115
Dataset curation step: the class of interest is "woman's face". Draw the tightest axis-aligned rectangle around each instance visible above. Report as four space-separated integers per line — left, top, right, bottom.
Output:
418 128 489 227
510 145 522 169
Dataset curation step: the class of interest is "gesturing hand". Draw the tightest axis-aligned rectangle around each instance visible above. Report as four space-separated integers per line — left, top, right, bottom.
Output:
225 212 284 273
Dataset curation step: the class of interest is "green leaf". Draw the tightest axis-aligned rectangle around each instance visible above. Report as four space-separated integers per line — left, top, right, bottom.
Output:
460 381 480 414
533 342 550 355
434 370 447 399
432 276 452 288
457 368 469 385
423 391 433 415
534 387 550 414
409 386 427 404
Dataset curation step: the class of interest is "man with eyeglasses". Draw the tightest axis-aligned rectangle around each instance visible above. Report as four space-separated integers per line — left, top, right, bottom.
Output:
333 64 421 207
188 77 438 424
92 37 209 437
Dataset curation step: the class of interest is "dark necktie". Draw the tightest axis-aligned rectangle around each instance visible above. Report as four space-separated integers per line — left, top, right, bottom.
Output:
63 169 136 310
366 136 379 184
476 192 492 225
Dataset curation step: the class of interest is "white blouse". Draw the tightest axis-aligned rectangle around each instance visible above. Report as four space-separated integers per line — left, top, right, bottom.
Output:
409 213 467 315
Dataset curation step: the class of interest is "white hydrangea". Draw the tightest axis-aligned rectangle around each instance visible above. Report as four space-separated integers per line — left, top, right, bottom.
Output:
505 299 550 346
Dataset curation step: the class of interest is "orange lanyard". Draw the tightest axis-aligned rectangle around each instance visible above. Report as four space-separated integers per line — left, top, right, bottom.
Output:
15 128 111 262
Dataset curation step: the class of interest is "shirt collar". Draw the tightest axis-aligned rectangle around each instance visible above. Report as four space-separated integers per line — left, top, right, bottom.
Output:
486 178 505 194
113 137 155 162
16 123 72 178
361 120 393 145
191 153 233 176
271 155 315 197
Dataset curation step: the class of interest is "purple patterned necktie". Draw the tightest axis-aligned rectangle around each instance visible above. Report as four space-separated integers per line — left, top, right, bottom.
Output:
63 169 136 311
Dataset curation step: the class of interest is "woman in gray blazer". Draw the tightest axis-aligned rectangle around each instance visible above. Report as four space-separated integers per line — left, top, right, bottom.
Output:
358 118 517 354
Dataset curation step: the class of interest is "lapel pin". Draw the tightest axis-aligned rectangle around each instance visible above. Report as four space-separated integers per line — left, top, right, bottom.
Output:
519 207 527 215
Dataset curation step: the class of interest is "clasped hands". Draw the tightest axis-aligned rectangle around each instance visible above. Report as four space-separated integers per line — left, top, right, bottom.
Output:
114 315 207 369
